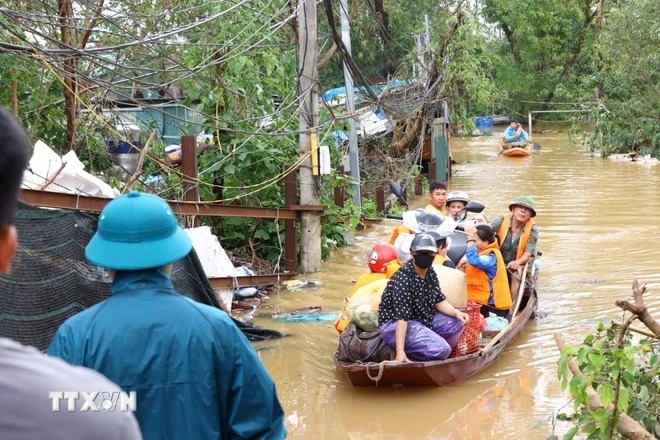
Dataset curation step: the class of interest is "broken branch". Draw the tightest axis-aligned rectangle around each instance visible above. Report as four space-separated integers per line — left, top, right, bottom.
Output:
614 280 660 337
122 130 158 194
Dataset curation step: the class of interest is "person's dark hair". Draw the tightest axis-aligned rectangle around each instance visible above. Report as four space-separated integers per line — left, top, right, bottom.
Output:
429 181 447 194
436 237 447 250
0 108 30 228
475 224 498 245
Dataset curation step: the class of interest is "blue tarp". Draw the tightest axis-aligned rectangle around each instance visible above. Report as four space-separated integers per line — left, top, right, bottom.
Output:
321 80 409 104
473 116 493 132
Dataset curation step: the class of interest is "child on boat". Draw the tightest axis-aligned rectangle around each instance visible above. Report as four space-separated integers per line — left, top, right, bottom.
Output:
464 225 513 319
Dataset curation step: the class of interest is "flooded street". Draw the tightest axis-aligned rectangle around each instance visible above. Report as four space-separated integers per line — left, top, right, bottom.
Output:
254 127 660 439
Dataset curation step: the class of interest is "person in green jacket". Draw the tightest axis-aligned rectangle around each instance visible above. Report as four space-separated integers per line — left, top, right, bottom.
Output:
48 191 287 440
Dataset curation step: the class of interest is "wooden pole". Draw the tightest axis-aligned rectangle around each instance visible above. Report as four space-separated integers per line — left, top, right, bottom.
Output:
122 130 158 194
481 261 529 354
298 0 322 272
428 159 437 184
376 187 385 214
334 165 345 208
284 165 298 273
181 135 200 228
414 176 423 196
340 0 361 209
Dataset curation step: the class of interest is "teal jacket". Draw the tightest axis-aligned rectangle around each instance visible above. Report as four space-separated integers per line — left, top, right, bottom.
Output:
47 268 286 440
504 126 529 142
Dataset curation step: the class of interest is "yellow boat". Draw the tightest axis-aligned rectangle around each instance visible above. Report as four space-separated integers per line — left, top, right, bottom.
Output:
499 142 532 157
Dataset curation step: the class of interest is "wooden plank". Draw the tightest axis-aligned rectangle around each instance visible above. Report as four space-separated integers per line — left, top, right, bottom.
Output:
209 273 297 289
20 189 299 220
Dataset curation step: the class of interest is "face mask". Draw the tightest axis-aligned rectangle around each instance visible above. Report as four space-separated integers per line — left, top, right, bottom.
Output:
413 253 434 269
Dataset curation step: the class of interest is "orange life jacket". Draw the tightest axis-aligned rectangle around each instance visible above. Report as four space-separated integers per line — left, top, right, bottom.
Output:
465 242 512 310
334 261 400 333
496 214 534 260
387 225 411 245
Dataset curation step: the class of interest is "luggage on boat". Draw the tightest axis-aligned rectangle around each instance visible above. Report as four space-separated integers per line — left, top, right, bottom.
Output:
433 264 467 309
345 279 388 331
336 322 394 363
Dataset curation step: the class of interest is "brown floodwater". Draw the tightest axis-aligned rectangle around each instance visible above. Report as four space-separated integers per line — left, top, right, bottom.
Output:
253 126 660 439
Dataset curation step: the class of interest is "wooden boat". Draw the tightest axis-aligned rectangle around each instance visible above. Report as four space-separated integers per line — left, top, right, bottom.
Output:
335 272 539 387
499 141 532 157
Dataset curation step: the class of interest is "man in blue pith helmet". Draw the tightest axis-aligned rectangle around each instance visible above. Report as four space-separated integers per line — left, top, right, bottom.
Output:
0 108 142 439
47 191 286 440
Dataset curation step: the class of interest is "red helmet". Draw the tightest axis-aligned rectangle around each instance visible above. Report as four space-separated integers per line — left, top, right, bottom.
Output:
368 243 399 273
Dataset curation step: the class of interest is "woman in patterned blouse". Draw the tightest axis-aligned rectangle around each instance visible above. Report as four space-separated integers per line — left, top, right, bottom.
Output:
379 233 470 362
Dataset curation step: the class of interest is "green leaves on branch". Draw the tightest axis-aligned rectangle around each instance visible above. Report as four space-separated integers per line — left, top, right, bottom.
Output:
553 321 660 439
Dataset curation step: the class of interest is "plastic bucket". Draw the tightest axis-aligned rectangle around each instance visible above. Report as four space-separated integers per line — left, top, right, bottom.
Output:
106 140 141 176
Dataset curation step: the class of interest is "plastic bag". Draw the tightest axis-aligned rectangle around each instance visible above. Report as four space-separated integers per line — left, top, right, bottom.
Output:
484 316 509 332
432 313 465 350
345 279 389 331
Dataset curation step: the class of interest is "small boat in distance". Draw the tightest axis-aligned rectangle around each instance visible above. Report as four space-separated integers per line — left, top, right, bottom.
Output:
499 141 532 157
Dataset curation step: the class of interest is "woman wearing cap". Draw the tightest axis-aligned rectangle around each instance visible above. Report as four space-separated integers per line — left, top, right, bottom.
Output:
47 191 286 440
490 196 539 295
446 190 470 221
378 233 469 363
464 225 512 318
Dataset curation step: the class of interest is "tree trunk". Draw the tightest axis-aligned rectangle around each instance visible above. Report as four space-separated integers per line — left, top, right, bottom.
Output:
501 22 522 64
318 0 364 70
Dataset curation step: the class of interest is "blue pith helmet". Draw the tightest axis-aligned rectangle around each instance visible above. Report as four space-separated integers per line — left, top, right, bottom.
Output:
86 191 192 270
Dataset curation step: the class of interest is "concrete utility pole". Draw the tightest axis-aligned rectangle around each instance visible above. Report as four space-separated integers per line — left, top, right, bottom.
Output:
340 0 361 208
297 0 322 272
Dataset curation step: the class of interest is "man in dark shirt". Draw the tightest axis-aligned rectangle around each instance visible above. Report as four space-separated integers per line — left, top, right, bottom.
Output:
379 233 469 362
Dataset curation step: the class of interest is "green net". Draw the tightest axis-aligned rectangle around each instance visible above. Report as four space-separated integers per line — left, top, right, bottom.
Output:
0 202 284 352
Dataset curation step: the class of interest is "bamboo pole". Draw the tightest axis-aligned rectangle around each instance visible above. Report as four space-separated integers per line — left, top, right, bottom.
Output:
121 130 158 194
481 261 529 354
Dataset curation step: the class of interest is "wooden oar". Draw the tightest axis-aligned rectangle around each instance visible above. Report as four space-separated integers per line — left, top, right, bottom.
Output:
480 261 530 354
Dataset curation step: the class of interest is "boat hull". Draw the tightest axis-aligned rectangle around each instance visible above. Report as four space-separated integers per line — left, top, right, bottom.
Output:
501 147 531 157
335 292 537 387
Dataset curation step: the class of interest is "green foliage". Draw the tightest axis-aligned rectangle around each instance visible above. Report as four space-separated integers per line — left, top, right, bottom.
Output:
584 0 660 157
444 19 495 124
482 0 598 118
0 54 67 149
553 322 660 439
